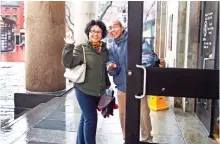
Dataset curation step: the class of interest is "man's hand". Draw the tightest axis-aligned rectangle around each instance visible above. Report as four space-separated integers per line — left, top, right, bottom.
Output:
64 38 75 44
107 63 117 71
106 85 111 89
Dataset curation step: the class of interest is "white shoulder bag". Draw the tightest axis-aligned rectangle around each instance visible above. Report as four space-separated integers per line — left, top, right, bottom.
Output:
64 45 86 83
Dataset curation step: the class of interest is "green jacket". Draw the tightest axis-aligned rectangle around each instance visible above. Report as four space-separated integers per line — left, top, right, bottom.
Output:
61 41 111 97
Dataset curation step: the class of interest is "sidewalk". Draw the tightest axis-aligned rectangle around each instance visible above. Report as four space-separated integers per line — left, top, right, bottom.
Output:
0 89 217 144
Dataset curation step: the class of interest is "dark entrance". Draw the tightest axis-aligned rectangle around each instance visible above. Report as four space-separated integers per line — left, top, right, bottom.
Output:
125 1 219 144
196 1 219 137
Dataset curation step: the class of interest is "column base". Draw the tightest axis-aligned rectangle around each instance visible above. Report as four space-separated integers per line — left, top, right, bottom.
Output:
14 87 73 109
25 89 66 95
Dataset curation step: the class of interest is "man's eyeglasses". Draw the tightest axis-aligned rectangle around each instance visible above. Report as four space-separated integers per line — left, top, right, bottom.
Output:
108 24 121 31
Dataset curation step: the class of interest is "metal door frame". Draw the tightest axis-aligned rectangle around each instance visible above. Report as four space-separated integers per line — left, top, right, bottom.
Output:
125 1 219 144
195 1 220 137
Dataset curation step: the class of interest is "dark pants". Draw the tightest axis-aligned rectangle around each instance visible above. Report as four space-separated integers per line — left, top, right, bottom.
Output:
75 88 100 144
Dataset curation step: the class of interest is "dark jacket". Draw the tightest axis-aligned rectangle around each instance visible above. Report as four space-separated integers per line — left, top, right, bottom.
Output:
61 41 110 97
107 30 128 92
107 30 159 93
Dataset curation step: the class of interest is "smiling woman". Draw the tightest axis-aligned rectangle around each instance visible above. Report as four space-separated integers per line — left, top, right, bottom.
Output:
85 20 107 42
61 20 111 144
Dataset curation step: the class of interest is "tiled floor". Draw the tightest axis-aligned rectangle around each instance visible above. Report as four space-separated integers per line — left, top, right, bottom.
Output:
1 89 218 144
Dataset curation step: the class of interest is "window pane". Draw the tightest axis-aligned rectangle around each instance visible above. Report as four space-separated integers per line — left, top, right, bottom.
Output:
13 8 17 13
13 15 17 21
5 7 9 14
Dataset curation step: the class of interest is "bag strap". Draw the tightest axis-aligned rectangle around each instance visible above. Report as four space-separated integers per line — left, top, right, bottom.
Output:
82 45 86 64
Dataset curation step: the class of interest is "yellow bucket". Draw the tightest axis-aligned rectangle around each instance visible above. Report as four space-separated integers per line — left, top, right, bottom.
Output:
149 96 169 111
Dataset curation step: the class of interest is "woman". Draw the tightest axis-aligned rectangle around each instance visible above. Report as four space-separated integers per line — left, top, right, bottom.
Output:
61 20 110 144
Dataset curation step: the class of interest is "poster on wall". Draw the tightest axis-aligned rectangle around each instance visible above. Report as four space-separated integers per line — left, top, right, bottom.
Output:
168 14 173 51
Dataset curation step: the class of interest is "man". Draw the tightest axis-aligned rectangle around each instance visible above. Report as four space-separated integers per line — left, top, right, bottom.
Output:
107 20 153 142
142 38 152 54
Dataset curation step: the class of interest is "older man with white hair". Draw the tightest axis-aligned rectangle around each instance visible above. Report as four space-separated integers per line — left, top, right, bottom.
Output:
107 19 153 143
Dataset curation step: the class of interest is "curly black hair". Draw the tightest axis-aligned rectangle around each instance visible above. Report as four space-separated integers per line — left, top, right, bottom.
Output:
84 20 107 39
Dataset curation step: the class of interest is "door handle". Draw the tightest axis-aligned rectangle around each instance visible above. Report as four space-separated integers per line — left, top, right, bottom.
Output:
203 58 214 69
135 64 147 99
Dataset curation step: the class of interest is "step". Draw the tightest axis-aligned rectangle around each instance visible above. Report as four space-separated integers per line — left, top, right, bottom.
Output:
1 103 45 130
44 97 65 105
0 104 45 144
1 97 65 144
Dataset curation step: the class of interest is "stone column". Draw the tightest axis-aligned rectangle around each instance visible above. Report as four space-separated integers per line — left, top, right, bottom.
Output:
73 1 98 45
159 1 167 59
176 1 187 68
182 1 201 113
25 1 66 92
154 1 161 55
173 1 187 108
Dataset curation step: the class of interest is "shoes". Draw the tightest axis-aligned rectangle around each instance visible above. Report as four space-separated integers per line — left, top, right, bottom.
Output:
141 135 153 142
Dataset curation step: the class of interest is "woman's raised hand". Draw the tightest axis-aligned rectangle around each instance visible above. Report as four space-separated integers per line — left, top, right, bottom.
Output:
64 38 75 44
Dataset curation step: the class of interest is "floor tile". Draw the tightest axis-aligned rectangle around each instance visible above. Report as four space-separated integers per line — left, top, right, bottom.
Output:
150 115 178 125
151 121 182 136
150 108 175 117
151 135 167 143
13 133 35 144
183 134 217 144
166 135 186 144
24 128 77 144
34 119 77 132
96 133 124 144
97 123 122 134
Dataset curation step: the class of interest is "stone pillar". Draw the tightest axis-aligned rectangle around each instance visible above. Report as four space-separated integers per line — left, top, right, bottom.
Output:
182 1 201 113
176 1 187 68
25 1 66 92
159 1 167 59
73 1 98 45
155 1 161 55
185 1 200 69
173 1 187 108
